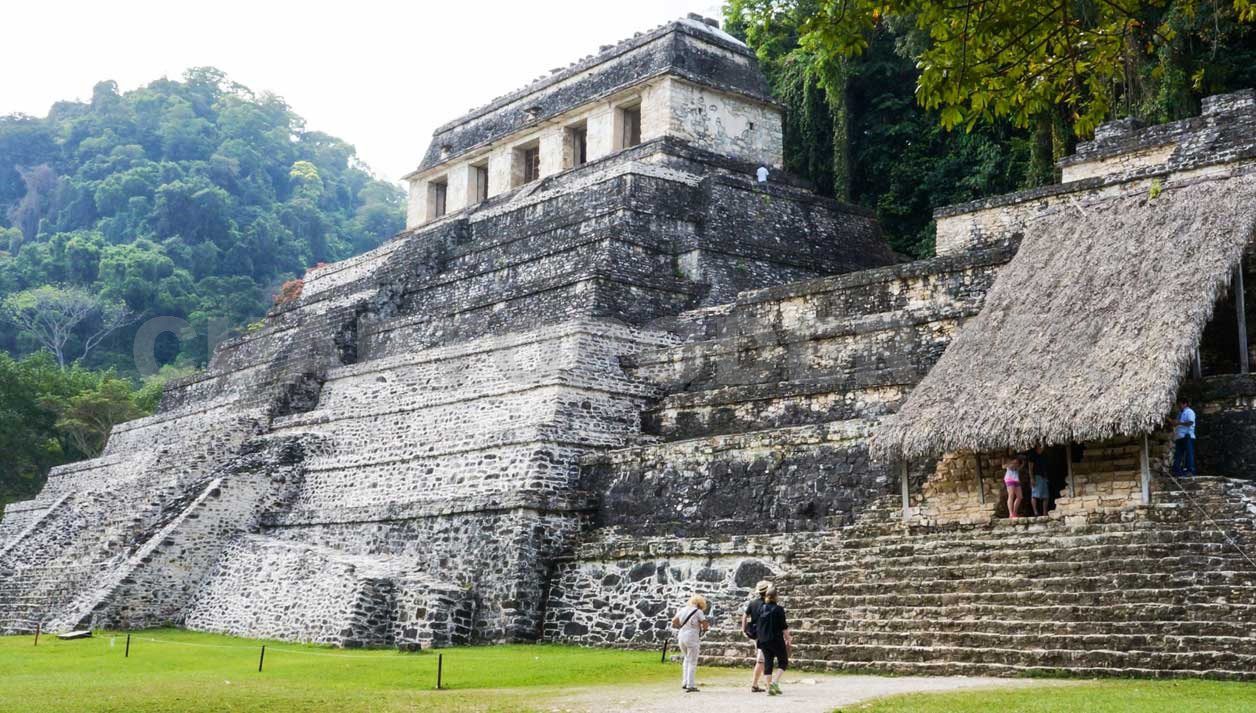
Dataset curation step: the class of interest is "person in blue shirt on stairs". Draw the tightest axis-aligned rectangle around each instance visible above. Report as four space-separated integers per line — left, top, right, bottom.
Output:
1171 397 1197 477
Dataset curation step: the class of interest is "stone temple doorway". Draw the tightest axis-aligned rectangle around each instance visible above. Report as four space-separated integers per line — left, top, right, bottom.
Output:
988 444 1071 519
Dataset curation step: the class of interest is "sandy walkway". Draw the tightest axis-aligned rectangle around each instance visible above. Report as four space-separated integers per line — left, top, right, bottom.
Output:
549 669 1054 713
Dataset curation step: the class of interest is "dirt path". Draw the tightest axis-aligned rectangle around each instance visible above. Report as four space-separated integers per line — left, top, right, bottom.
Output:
549 669 1054 713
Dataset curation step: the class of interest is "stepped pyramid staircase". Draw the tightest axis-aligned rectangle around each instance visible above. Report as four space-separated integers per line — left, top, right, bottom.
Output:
702 477 1256 679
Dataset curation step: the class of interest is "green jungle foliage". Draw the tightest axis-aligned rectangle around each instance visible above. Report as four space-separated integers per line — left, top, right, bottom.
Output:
724 0 1256 257
0 68 403 504
0 353 185 507
0 67 404 375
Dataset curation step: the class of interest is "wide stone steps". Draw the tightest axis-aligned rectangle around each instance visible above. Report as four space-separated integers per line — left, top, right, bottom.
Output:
770 640 1256 671
792 537 1251 573
790 552 1251 583
793 521 1251 557
701 651 1256 681
784 628 1256 655
791 616 1256 639
765 601 1256 627
795 571 1255 597
798 583 1256 608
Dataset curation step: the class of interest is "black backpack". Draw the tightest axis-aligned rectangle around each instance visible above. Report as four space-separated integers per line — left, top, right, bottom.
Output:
743 599 762 639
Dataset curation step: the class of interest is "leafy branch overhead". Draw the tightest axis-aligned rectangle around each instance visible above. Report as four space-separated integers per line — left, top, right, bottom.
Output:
737 1 1256 136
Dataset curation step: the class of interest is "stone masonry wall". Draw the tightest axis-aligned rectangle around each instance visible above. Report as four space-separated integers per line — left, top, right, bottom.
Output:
185 536 474 648
1182 374 1256 479
543 533 803 648
935 90 1256 256
263 502 583 643
585 420 885 535
913 433 1176 526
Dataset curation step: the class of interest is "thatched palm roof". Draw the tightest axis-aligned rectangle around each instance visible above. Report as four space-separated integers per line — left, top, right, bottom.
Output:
875 173 1256 461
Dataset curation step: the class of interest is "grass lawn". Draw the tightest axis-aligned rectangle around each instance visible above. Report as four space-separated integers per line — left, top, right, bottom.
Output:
0 628 676 712
6 629 1256 713
840 679 1256 713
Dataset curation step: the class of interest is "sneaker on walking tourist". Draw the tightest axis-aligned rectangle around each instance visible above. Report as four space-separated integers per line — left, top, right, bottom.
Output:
672 594 709 692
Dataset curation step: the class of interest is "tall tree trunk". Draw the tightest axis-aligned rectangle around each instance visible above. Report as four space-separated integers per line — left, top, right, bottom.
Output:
1024 114 1056 188
828 63 851 202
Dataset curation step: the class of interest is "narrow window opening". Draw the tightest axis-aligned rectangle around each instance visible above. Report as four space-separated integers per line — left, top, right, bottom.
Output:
620 105 641 149
431 179 448 218
473 164 489 203
566 123 588 168
523 147 541 183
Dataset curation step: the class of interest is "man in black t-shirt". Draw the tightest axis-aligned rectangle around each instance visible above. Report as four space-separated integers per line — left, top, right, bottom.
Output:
741 580 771 692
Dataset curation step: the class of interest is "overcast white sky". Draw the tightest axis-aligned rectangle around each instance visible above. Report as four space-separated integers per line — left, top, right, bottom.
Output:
2 0 724 184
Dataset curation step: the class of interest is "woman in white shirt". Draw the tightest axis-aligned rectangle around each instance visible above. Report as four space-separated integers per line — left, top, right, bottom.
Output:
672 594 710 692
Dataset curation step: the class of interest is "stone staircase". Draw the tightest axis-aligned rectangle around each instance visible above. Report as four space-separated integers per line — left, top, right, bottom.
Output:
703 477 1256 679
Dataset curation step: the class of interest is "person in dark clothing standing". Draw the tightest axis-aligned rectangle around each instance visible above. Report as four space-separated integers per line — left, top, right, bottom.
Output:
1026 446 1051 516
741 580 771 692
756 584 792 696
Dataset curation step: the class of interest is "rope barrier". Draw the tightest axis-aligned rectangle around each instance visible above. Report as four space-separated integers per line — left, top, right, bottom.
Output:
1163 473 1256 571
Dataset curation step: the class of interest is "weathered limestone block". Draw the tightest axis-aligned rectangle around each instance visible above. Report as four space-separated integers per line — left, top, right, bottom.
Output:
543 532 803 648
185 536 472 648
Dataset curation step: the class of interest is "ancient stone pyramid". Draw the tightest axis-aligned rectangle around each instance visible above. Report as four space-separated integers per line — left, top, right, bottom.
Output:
3 16 1256 679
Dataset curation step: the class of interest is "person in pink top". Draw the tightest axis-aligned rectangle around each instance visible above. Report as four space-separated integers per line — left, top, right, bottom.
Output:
1002 454 1025 518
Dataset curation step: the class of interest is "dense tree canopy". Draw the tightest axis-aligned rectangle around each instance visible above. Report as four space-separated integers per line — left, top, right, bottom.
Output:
725 0 1031 256
0 352 173 506
725 0 1256 255
0 67 405 374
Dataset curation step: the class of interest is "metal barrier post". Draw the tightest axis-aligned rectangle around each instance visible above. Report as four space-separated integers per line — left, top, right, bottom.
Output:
437 653 443 689
125 632 131 658
33 623 40 647
258 645 266 672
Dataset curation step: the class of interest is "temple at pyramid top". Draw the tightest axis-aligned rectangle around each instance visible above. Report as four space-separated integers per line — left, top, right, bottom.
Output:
402 15 785 227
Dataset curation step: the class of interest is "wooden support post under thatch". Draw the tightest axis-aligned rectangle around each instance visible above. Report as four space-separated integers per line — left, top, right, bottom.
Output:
1066 444 1076 499
1192 347 1202 379
1140 434 1152 505
1237 265 1250 374
974 454 986 505
900 461 911 521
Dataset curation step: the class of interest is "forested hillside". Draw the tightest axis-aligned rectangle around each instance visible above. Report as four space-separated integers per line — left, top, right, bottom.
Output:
0 68 403 505
0 67 404 373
